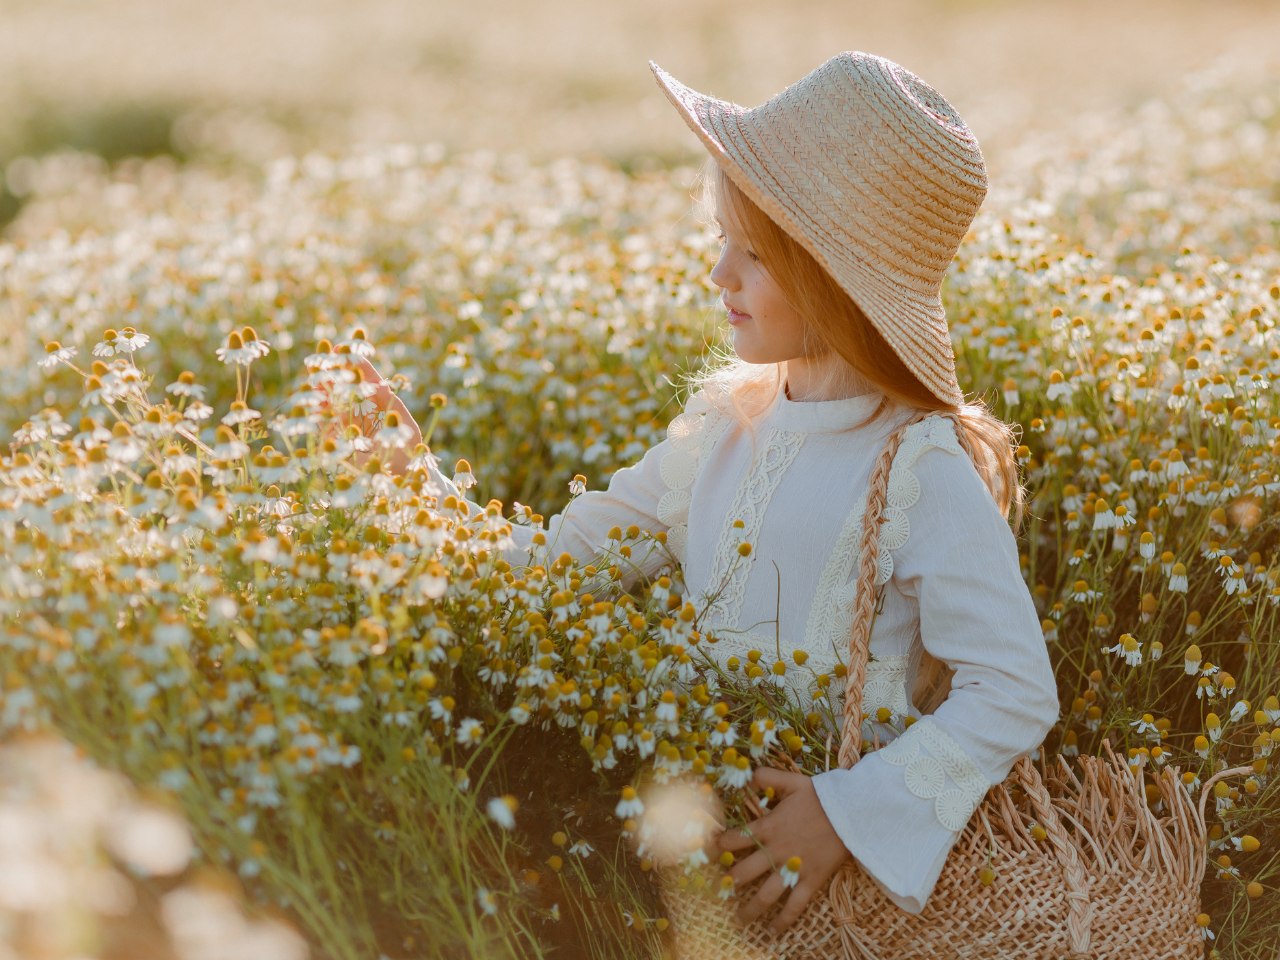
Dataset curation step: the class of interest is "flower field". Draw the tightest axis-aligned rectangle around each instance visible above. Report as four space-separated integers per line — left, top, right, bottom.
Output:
2 60 1280 960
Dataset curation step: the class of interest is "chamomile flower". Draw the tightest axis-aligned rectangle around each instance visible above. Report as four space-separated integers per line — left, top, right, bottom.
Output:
779 857 802 889
39 341 77 368
615 787 644 819
456 718 485 746
215 330 257 365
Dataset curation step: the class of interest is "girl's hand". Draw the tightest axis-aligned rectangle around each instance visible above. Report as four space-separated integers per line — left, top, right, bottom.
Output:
716 768 851 934
344 356 423 475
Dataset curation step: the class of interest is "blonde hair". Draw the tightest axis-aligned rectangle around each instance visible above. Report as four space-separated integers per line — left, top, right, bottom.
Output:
692 161 1024 528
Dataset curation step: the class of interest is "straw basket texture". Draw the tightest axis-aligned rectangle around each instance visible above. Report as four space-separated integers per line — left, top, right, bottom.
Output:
660 414 1247 960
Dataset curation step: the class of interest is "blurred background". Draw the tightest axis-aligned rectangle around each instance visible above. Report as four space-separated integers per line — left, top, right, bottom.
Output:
4 0 1280 210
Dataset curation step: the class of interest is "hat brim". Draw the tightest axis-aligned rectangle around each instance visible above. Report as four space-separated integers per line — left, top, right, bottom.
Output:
649 60 966 407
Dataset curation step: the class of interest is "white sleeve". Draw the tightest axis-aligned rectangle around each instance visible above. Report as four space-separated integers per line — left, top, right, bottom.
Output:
507 438 676 574
811 425 1058 913
417 442 675 575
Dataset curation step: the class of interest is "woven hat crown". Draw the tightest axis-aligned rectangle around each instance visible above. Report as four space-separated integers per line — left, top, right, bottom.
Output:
652 52 986 405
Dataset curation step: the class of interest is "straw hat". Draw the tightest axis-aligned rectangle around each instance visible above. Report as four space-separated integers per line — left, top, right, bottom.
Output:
651 53 986 406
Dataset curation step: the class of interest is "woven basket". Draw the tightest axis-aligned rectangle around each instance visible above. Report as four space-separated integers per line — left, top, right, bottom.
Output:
661 414 1247 960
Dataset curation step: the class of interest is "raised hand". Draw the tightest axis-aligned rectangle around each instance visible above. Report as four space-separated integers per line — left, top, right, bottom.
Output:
716 767 851 934
344 355 423 475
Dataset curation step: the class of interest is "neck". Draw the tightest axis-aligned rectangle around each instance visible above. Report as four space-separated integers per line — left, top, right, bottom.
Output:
783 353 873 402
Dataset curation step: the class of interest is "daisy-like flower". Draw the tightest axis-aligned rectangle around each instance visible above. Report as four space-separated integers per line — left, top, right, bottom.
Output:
1169 562 1188 593
568 840 593 858
92 329 123 357
1041 619 1058 643
222 401 262 426
1070 580 1098 602
718 875 736 900
374 411 416 448
476 888 498 916
183 401 214 422
568 474 587 496
456 717 484 746
272 406 320 438
1130 713 1158 736
1045 369 1075 400
215 330 257 365
717 749 751 789
304 339 344 370
80 375 113 408
487 795 518 830
1002 378 1019 406
1060 730 1078 756
117 326 150 351
1092 499 1115 530
1205 713 1222 742
779 856 802 889
240 326 271 359
615 786 644 819
1265 696 1280 724
1138 532 1155 560
209 424 247 463
165 371 206 399
1184 644 1202 675
453 459 476 491
1107 634 1142 667
336 327 376 357
1218 556 1248 595
38 341 77 368
508 702 531 724
654 690 678 722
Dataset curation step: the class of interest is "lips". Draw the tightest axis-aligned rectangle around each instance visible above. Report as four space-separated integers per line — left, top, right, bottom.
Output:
724 302 752 324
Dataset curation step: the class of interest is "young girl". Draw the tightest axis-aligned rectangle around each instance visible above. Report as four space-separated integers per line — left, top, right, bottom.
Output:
358 51 1058 937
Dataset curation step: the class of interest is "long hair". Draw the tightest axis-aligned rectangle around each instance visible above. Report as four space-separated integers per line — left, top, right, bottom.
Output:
694 163 1024 715
692 161 1023 526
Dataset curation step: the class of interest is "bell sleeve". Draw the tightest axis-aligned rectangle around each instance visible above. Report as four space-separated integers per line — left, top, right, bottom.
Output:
810 423 1059 914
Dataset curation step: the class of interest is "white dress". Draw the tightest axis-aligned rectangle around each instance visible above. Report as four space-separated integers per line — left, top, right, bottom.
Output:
426 384 1058 914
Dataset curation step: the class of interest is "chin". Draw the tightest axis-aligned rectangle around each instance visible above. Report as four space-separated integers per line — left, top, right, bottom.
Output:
730 332 768 365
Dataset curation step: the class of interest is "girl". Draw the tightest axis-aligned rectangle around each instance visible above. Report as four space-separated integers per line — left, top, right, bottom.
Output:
357 52 1058 937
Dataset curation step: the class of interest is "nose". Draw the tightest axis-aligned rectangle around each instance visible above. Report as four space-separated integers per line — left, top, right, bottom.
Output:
709 247 739 293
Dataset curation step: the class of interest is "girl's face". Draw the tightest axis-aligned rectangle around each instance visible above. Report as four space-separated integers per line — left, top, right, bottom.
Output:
711 201 808 365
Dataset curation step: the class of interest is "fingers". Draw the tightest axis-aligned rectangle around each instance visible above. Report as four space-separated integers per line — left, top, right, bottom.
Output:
750 767 809 798
350 356 393 411
726 848 772 889
768 883 815 935
735 869 785 928
716 824 761 853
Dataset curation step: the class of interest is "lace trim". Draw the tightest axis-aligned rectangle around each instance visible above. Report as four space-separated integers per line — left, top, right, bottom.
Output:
660 392 732 565
863 655 911 716
800 414 965 663
702 428 806 629
875 716 990 832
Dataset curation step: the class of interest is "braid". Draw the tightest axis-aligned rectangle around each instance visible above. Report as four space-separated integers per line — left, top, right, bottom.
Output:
837 415 923 769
